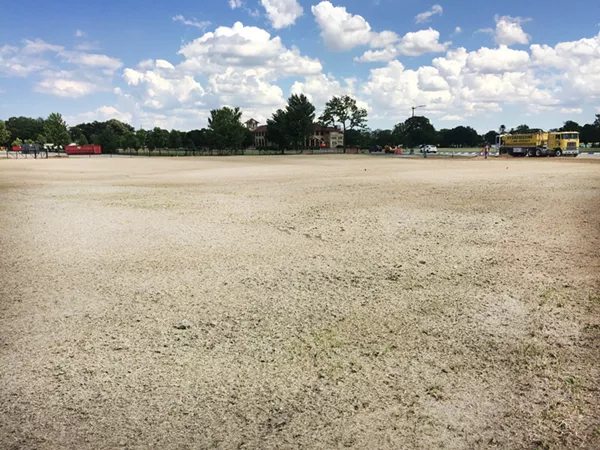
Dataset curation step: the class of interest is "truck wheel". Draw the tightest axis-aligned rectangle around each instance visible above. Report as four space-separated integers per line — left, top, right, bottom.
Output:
555 149 562 157
535 148 543 157
528 149 535 157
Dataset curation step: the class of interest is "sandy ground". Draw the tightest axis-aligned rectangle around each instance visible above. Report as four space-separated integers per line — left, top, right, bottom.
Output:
1 156 599 449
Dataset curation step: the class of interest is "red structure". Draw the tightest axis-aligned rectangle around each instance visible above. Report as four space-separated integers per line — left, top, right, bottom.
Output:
11 145 21 151
65 145 102 155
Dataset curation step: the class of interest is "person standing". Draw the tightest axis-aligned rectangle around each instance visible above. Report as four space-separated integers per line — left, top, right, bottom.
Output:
484 144 489 159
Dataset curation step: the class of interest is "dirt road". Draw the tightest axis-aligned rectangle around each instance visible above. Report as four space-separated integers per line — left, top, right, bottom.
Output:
1 156 599 449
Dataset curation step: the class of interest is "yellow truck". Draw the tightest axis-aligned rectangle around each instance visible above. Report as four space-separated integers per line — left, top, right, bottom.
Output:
495 131 580 157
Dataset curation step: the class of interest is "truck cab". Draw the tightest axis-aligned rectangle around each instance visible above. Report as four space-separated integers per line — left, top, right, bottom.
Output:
548 132 580 156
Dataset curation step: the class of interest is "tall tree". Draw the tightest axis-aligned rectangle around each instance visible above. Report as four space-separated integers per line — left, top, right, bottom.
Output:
371 129 394 147
136 129 148 149
284 94 315 149
561 120 581 132
122 131 138 150
484 130 499 145
243 129 254 148
148 127 168 150
580 124 596 145
499 124 506 134
187 129 208 149
70 126 85 144
207 107 246 153
402 116 436 148
511 124 540 134
99 126 119 153
445 126 480 147
345 129 371 148
168 129 183 149
0 120 11 146
319 95 368 153
43 113 70 149
266 109 290 152
37 134 47 145
6 117 45 142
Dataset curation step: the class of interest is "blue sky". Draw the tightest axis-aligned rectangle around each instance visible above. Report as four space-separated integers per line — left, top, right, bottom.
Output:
1 0 599 132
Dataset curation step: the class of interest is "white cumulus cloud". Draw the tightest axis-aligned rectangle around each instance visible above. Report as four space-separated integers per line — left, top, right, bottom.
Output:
312 1 373 51
177 22 322 77
357 28 450 62
494 16 531 46
466 45 530 73
260 0 303 29
415 5 443 24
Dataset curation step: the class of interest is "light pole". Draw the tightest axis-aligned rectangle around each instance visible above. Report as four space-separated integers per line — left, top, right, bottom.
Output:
411 105 426 117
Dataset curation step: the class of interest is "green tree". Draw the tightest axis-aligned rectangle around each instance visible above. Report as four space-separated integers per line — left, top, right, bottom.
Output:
266 109 290 152
70 126 85 144
437 128 451 147
136 129 148 149
187 129 208 149
77 134 89 145
403 116 436 149
185 138 196 153
12 137 22 146
345 128 371 148
168 129 182 149
43 113 70 150
580 124 596 145
484 130 499 145
371 129 394 148
511 124 539 134
0 120 11 146
561 120 581 132
499 124 506 134
243 128 254 148
75 121 105 144
36 134 47 146
319 95 368 153
148 127 168 150
445 126 480 147
284 94 315 150
6 117 44 142
99 126 119 153
122 131 138 150
208 107 246 154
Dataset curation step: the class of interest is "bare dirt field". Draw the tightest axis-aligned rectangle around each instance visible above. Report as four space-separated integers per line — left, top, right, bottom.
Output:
1 156 599 449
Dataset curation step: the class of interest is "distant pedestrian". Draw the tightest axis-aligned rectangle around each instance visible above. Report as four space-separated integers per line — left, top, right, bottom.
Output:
484 144 489 159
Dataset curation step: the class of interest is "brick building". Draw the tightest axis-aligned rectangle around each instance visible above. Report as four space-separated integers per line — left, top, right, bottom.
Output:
246 119 344 149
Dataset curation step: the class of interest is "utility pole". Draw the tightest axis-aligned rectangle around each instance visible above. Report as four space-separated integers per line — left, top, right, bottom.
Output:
411 105 426 117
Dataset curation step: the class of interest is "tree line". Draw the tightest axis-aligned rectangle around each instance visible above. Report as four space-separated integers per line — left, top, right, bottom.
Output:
0 109 256 155
2 99 600 154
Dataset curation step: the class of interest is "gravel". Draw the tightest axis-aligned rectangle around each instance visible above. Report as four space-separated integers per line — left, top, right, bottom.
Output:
1 155 599 449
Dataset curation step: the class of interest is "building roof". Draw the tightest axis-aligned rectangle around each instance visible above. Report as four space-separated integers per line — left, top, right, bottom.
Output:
252 124 342 134
245 118 259 124
315 124 342 133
